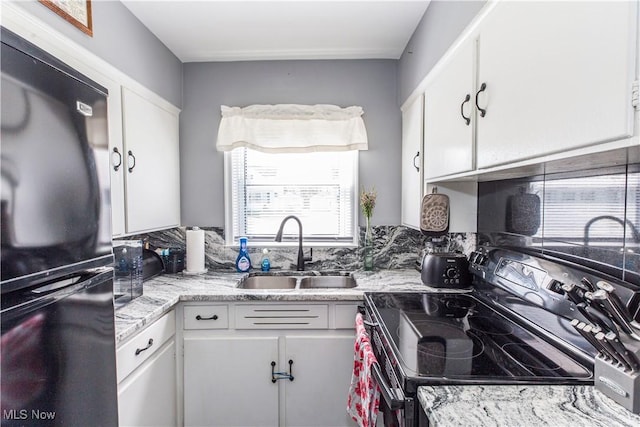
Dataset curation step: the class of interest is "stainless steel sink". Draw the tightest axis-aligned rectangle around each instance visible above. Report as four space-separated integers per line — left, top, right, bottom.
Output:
237 273 356 289
238 276 297 289
299 276 357 289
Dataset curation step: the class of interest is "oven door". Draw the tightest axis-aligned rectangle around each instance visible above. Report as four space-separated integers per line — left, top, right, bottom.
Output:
362 304 416 427
371 363 415 427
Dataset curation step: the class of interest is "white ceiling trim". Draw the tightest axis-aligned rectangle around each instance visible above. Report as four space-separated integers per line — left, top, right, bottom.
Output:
184 47 404 62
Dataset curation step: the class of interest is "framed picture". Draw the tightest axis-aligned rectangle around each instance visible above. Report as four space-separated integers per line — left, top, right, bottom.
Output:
39 0 93 36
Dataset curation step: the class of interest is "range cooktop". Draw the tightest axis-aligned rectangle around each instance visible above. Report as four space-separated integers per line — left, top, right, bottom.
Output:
366 292 593 383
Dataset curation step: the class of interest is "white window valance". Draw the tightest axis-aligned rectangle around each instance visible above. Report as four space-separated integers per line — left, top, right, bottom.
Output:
216 104 368 153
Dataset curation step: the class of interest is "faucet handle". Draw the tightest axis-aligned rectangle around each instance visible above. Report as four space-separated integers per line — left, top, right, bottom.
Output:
303 248 313 262
292 249 313 271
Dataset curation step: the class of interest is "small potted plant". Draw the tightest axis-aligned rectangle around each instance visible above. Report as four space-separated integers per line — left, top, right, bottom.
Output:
360 187 377 270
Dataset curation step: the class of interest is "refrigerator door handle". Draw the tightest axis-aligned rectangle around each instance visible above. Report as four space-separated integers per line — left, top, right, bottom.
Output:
30 276 83 294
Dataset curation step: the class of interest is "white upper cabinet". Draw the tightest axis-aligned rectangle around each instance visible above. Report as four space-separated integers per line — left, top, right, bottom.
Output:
104 82 127 237
475 0 637 169
423 37 476 179
401 94 424 229
416 1 638 182
0 4 182 237
119 87 181 235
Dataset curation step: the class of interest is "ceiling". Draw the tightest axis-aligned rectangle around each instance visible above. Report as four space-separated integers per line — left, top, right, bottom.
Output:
120 1 431 62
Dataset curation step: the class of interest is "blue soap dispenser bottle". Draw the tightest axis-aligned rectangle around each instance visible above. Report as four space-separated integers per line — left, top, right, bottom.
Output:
236 237 252 272
261 248 271 272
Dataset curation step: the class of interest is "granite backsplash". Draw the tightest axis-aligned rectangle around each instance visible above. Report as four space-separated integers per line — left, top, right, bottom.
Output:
120 226 476 272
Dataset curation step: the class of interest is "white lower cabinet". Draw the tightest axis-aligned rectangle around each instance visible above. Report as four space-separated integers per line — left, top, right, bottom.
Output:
182 303 358 427
184 336 279 426
283 336 355 427
117 311 177 427
118 340 177 427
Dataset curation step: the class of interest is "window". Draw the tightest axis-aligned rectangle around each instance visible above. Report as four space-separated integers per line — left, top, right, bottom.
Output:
217 103 368 246
542 173 638 246
224 148 358 246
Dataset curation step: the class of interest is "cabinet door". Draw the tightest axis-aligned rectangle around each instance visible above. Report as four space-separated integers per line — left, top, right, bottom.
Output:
476 1 637 168
283 335 355 427
121 87 180 233
118 340 176 427
183 336 279 427
105 82 126 237
401 95 424 229
423 37 476 179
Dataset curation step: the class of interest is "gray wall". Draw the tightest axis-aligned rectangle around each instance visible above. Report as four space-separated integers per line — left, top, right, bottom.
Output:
11 0 182 107
180 60 400 227
180 2 488 229
397 0 486 104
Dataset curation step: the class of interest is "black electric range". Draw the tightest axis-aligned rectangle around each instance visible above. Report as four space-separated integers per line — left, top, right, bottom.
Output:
366 292 593 386
363 245 640 427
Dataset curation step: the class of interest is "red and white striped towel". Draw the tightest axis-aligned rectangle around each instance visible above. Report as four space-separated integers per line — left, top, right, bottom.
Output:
347 312 381 427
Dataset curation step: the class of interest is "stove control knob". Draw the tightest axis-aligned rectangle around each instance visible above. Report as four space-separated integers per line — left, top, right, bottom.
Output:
548 279 565 294
446 267 459 279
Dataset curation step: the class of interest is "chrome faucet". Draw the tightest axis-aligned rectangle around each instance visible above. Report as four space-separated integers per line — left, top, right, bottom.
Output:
275 215 312 271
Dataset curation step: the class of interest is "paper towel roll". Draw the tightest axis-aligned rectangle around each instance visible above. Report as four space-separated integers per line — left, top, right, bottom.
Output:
185 227 207 274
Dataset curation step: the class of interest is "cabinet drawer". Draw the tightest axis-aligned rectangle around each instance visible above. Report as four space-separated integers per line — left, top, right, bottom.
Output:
334 304 359 329
117 310 175 383
184 305 229 330
236 304 328 329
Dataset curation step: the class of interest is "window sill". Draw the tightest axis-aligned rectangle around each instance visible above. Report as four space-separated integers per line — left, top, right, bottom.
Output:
224 240 358 249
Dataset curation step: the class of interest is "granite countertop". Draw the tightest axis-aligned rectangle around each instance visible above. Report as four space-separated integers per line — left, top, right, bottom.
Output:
116 269 640 424
114 268 436 345
418 385 640 427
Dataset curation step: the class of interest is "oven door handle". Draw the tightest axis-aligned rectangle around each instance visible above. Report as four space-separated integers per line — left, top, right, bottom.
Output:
371 362 406 411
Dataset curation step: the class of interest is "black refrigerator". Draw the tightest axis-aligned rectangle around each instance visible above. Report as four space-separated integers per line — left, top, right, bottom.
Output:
1 27 118 426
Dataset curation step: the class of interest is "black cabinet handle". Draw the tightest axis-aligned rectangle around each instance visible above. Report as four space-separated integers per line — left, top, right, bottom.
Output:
460 94 471 125
288 359 294 381
127 150 136 173
412 151 420 172
112 147 122 171
271 360 294 382
196 314 219 321
135 338 153 356
475 83 487 117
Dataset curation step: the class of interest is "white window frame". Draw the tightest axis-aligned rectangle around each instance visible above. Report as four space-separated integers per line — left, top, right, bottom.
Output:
223 149 359 248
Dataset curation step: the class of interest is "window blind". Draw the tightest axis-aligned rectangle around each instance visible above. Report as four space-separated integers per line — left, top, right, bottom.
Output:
542 174 638 245
228 148 357 244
